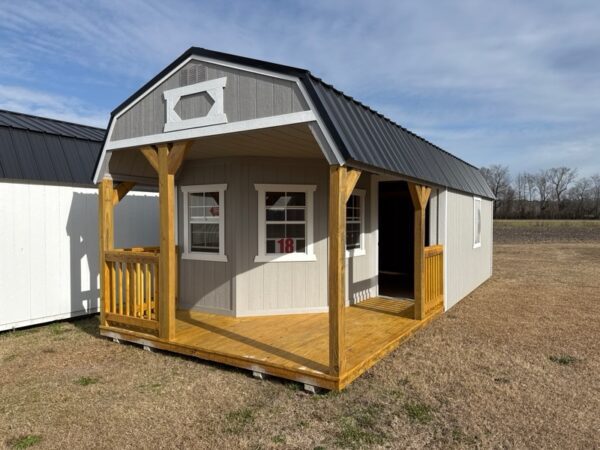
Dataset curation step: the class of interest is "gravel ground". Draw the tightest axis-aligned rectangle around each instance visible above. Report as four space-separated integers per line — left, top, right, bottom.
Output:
1 225 599 449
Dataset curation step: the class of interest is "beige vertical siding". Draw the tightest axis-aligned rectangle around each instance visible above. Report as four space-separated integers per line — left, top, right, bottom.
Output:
177 157 333 315
445 190 493 309
346 174 377 303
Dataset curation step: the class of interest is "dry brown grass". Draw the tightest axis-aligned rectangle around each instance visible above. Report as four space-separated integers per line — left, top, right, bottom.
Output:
1 230 599 449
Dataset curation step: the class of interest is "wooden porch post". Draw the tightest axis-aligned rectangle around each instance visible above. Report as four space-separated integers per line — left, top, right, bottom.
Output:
158 144 176 340
138 141 189 340
328 165 361 377
408 183 431 320
99 178 114 327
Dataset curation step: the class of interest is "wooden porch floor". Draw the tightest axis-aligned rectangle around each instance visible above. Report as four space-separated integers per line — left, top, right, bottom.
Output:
101 297 438 390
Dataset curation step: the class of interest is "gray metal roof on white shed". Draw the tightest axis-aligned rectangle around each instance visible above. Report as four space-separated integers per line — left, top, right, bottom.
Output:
0 109 105 185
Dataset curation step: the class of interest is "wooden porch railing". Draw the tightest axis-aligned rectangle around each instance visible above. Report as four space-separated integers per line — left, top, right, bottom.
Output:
423 245 444 316
104 247 160 334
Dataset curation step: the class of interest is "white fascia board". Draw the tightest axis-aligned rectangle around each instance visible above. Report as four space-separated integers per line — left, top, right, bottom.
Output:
105 110 317 151
96 54 345 183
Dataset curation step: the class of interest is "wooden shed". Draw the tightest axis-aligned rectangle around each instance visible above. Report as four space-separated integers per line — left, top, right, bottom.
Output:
0 110 158 331
94 48 494 390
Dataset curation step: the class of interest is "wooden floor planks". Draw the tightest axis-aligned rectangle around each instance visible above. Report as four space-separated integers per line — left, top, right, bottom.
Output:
101 297 437 390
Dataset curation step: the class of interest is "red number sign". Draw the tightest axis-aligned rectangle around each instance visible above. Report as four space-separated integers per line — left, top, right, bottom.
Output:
276 238 295 253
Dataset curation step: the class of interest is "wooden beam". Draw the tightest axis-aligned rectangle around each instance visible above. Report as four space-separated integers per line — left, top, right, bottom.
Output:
328 165 349 377
139 146 159 173
99 178 114 327
158 144 176 340
343 168 362 202
408 183 431 320
112 181 136 205
167 141 189 175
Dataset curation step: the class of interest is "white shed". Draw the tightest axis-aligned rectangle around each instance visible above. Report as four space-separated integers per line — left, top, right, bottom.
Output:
0 110 159 331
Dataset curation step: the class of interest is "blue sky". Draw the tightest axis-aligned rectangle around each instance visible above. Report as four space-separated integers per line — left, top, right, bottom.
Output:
1 0 599 175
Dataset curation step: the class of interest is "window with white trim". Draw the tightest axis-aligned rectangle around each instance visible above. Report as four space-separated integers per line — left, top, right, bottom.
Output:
182 184 227 262
473 197 482 248
254 184 316 262
346 189 366 256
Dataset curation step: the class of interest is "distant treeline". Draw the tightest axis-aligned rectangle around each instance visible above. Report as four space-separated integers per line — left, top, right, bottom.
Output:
480 165 600 219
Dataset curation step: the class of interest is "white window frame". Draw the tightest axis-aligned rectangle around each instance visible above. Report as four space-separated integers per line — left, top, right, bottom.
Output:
254 184 317 263
346 189 366 258
181 184 228 262
473 196 482 249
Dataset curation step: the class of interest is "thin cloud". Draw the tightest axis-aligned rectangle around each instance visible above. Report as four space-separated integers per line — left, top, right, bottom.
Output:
0 0 598 175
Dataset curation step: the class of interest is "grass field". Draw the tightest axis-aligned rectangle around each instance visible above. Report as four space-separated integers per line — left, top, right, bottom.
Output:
1 222 599 449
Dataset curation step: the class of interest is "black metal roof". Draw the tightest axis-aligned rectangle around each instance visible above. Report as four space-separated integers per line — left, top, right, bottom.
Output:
0 109 105 184
105 47 494 199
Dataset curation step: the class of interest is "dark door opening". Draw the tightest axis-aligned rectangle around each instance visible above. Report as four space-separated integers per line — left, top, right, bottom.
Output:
378 181 429 299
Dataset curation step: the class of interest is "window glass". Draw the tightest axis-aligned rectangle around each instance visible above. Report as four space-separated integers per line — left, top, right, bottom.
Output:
188 191 220 253
265 191 307 254
346 193 361 250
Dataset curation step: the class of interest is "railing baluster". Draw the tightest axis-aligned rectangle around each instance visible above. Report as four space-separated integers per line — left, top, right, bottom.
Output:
125 263 130 317
102 248 167 332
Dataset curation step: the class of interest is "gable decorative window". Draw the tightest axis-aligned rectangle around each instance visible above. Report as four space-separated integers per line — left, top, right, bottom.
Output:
254 184 316 262
473 197 482 249
346 189 366 257
182 184 227 262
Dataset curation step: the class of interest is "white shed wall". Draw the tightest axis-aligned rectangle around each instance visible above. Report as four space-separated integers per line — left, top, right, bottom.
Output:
0 181 159 331
445 190 493 309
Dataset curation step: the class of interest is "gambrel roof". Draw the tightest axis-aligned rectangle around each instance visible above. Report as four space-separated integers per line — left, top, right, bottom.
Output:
0 109 104 184
102 47 494 199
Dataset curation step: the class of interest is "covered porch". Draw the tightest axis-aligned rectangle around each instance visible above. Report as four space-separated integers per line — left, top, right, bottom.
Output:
97 139 444 390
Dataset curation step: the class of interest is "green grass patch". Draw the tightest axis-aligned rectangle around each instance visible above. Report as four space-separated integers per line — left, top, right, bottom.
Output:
404 401 434 424
271 434 286 444
9 434 42 449
452 428 478 445
549 355 577 366
225 407 255 432
74 376 99 386
49 322 71 336
335 405 385 449
3 354 18 362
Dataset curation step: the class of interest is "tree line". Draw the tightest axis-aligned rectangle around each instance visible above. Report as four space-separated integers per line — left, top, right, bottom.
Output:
480 165 600 219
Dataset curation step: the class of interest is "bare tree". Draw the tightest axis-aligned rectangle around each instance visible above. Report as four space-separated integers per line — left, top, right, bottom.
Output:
549 167 577 211
569 177 592 217
480 165 511 214
592 174 600 218
534 169 551 215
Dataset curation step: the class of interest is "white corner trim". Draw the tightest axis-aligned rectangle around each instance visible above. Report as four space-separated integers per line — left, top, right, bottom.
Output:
105 110 316 151
163 77 227 132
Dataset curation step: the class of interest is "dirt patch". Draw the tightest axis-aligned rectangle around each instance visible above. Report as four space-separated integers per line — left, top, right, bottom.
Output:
495 219 600 244
1 241 599 448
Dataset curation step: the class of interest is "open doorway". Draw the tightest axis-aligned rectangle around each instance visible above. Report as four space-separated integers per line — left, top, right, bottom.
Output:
378 181 430 299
